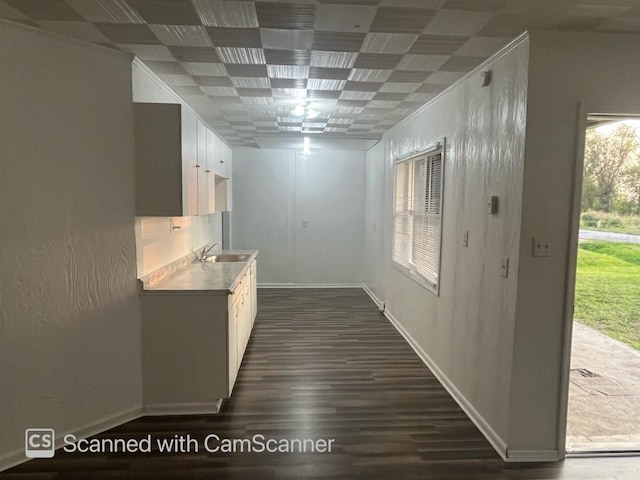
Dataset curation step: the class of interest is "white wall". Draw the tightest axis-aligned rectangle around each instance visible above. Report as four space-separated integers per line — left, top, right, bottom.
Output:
363 36 529 457
508 31 640 455
131 62 222 277
232 148 365 285
0 21 142 469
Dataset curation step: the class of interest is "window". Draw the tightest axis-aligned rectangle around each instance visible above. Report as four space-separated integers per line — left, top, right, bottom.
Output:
392 142 444 293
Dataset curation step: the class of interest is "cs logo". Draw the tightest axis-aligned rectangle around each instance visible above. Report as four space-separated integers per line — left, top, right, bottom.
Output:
25 429 55 458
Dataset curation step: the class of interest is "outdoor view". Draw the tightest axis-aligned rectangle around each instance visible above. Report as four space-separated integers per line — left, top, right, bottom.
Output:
567 119 640 452
577 120 640 350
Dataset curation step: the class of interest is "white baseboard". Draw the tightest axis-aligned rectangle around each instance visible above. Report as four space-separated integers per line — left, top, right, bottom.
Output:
382 308 510 462
258 283 364 289
0 406 143 473
507 449 562 462
362 285 385 311
144 400 223 416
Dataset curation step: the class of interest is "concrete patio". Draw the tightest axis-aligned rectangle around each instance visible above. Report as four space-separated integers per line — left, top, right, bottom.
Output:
567 322 640 452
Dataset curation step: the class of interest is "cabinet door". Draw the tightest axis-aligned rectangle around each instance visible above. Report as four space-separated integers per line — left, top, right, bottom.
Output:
197 120 208 216
222 143 233 211
251 262 257 325
181 108 199 216
228 301 239 395
205 129 217 214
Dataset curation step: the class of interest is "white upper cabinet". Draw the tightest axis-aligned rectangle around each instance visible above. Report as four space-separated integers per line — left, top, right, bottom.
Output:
134 102 232 216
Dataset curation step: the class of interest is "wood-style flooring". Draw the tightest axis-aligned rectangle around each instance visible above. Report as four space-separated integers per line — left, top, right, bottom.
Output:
2 288 639 479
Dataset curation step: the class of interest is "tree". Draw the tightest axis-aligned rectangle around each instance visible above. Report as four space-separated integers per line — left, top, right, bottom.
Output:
583 124 640 212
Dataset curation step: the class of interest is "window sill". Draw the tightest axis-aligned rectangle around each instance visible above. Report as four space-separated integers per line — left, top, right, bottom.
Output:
392 261 439 296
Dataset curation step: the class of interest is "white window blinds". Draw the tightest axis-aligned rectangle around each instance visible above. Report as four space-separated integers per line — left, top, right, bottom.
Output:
392 144 444 292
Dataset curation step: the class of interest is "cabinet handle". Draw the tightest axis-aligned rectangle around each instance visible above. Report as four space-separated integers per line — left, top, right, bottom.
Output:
195 164 200 168
205 170 211 173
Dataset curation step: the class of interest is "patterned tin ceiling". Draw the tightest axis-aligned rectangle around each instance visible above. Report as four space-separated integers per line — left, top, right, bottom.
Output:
2 0 640 147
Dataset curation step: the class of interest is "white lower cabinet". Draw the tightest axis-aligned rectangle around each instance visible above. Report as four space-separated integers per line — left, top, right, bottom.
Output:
141 258 258 413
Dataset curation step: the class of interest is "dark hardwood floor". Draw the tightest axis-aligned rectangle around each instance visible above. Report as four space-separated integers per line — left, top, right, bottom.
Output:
2 288 639 479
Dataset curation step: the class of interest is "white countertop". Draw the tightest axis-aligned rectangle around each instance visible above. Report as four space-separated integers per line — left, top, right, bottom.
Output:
138 250 257 295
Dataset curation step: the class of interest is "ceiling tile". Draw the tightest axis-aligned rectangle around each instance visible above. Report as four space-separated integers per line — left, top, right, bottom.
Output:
118 44 176 61
169 46 220 62
397 54 448 71
370 7 436 33
231 76 271 88
309 67 352 79
426 70 466 83
308 79 347 90
367 99 401 109
405 92 434 102
150 25 212 47
192 0 258 27
202 86 238 96
128 0 201 25
379 82 420 93
224 64 268 77
360 32 417 54
348 68 393 82
194 76 234 87
207 27 262 48
143 60 187 74
157 74 197 87
216 47 266 64
237 87 272 97
241 96 274 105
552 15 609 31
441 0 508 12
455 36 511 57
172 86 205 96
270 78 308 88
66 0 144 23
255 2 316 29
266 65 310 79
260 28 314 50
4 0 84 20
272 87 307 98
181 62 228 76
36 20 111 43
596 16 640 33
409 34 468 55
264 49 311 65
387 70 432 82
310 51 358 68
439 55 484 71
567 3 631 18
415 83 446 93
424 10 493 36
373 92 408 101
307 89 341 99
343 81 383 92
312 31 365 51
314 4 377 32
354 53 403 69
339 91 376 100
96 23 161 44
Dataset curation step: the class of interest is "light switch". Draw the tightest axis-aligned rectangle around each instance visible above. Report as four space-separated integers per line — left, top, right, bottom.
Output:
485 196 498 214
533 237 551 257
302 219 309 228
500 257 509 278
462 230 469 247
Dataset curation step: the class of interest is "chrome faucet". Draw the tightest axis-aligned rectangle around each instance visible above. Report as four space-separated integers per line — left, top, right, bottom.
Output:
198 242 220 261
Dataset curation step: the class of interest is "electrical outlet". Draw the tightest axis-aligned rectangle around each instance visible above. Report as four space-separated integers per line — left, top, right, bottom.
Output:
462 230 469 247
500 257 509 278
533 237 551 257
485 195 498 214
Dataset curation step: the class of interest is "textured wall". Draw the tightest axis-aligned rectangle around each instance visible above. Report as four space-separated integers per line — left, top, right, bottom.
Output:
231 148 365 285
508 31 640 455
363 37 529 455
0 21 142 469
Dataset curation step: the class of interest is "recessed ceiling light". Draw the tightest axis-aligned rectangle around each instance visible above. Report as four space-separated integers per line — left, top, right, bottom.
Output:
293 104 305 116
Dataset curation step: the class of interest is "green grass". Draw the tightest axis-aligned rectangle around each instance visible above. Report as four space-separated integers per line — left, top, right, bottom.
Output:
574 241 640 350
580 210 640 235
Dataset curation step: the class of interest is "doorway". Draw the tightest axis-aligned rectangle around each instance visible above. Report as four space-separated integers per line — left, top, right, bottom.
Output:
566 114 640 454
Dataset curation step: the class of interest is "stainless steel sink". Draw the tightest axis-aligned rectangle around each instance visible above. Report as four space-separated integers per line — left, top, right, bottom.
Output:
200 254 250 263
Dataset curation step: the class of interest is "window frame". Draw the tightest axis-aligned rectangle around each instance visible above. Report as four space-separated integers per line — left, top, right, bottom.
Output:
391 140 445 295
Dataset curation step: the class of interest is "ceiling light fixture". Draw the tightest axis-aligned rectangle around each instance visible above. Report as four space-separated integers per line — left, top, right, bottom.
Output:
293 104 305 117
